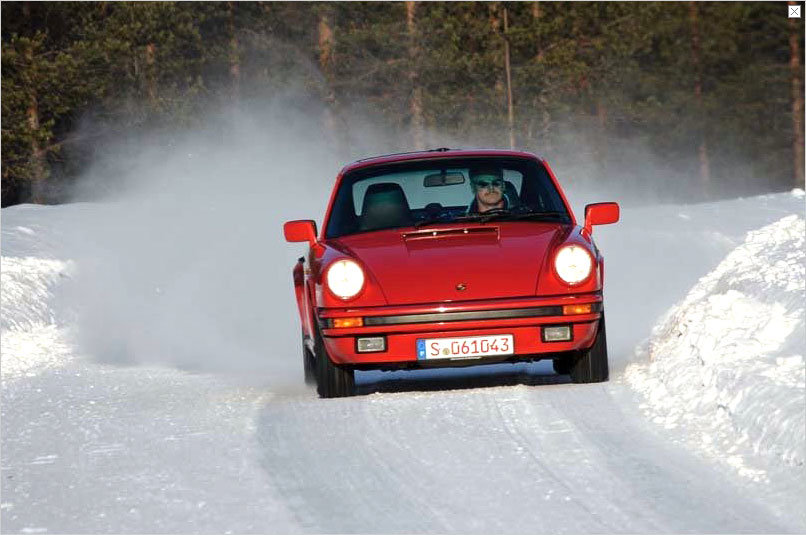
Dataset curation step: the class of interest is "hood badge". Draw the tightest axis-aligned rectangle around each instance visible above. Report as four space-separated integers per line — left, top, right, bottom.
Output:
456 283 467 291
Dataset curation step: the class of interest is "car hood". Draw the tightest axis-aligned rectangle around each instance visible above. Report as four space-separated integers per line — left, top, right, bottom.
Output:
330 223 567 304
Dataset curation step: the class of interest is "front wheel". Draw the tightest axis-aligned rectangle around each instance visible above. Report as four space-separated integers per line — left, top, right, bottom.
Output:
314 326 355 398
570 315 609 383
301 331 316 386
552 355 573 375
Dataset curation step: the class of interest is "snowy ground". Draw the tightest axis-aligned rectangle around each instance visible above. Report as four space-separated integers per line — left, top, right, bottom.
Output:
1 190 804 533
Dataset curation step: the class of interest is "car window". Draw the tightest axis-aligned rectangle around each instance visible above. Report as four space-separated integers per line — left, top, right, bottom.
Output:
325 157 569 238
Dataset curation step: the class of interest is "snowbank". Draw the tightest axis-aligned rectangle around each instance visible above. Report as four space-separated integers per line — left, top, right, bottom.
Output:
1 220 74 379
625 214 805 476
2 256 72 331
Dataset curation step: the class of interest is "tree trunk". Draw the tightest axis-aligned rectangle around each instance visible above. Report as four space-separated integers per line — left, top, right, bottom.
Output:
24 41 47 204
318 8 335 124
488 3 507 146
688 1 711 196
532 1 544 62
228 1 240 100
539 93 551 153
595 99 608 180
532 1 545 63
144 42 157 108
406 1 425 150
318 6 347 155
503 6 515 149
790 2 804 189
529 2 551 153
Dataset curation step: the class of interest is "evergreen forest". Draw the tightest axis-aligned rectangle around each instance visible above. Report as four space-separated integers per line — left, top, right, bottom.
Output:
2 1 804 206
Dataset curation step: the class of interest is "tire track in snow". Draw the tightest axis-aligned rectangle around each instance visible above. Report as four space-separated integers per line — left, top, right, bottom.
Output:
541 384 794 533
487 387 671 532
485 389 629 533
257 393 449 533
256 378 795 533
358 397 456 531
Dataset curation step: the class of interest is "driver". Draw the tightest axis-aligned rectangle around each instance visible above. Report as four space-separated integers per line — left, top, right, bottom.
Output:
467 166 511 214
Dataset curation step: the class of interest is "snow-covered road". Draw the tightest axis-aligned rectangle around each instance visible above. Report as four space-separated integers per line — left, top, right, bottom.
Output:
259 373 796 533
3 359 800 533
2 191 804 533
2 361 299 533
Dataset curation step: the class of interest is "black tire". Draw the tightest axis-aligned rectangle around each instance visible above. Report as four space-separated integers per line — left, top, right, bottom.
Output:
313 325 355 398
569 314 609 383
302 331 316 386
552 355 573 375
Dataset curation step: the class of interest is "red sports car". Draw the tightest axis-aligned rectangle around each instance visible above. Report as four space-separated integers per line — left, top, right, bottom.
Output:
284 149 619 398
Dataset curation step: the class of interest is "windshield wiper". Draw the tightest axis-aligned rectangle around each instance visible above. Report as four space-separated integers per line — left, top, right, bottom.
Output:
453 208 512 223
413 214 452 228
416 208 570 228
504 210 569 222
454 208 569 224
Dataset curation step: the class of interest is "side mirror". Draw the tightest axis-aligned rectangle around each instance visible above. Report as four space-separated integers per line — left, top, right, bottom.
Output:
283 220 318 245
583 202 619 235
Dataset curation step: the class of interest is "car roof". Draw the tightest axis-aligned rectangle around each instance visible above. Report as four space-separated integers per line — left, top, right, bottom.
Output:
340 148 543 175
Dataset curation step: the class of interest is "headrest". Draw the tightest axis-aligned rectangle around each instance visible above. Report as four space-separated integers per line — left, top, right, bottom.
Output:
360 182 412 231
361 182 411 213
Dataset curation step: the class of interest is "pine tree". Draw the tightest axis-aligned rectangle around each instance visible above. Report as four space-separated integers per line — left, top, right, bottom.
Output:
789 1 804 188
1 2 802 205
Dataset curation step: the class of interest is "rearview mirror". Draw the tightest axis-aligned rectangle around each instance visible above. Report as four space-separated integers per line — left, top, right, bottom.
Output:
283 220 317 245
583 202 619 234
424 171 465 187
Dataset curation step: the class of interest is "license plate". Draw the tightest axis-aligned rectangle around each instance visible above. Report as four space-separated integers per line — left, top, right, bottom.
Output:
416 335 514 360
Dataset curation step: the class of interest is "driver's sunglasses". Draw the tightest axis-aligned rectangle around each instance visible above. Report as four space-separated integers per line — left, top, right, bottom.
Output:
475 179 504 190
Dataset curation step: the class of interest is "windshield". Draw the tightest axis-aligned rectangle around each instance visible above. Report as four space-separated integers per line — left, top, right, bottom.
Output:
324 157 571 239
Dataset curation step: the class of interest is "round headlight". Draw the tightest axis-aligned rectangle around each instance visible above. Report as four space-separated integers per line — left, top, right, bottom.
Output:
326 259 365 299
554 245 593 285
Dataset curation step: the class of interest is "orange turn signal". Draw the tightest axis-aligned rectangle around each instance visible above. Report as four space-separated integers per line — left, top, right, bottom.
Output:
332 317 364 328
562 304 593 315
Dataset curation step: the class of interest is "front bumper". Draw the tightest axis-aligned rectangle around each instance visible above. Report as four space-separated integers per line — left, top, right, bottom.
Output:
319 293 602 368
